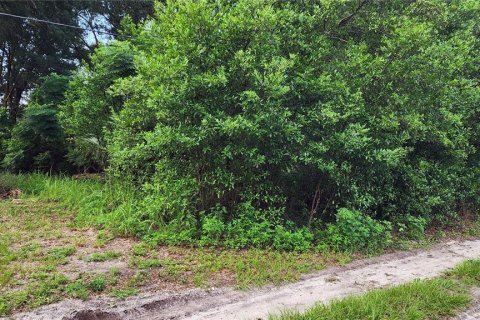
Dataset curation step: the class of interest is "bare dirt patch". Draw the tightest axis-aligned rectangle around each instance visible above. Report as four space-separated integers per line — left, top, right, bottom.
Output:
12 238 480 320
0 187 21 200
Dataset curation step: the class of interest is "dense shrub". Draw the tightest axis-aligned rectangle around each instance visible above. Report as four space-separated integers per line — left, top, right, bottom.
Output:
2 103 66 172
2 74 70 172
200 215 225 247
60 42 135 172
2 0 480 251
272 226 313 252
395 215 428 240
106 0 479 237
323 208 392 253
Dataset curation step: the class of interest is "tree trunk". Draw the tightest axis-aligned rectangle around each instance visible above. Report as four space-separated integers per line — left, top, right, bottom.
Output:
9 82 25 121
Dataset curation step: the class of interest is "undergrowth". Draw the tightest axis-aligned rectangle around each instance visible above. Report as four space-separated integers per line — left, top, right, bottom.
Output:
0 173 447 254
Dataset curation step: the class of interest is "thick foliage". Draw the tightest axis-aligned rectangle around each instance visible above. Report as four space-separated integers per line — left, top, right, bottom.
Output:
323 208 392 253
2 104 66 172
106 0 480 242
2 0 480 251
60 42 135 172
2 75 69 172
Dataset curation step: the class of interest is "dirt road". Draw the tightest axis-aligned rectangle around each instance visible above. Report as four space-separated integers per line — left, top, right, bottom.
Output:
13 238 480 320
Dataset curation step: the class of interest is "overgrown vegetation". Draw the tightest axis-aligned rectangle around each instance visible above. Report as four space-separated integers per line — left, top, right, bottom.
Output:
60 42 136 172
0 192 344 316
1 0 480 251
1 173 458 253
271 259 480 320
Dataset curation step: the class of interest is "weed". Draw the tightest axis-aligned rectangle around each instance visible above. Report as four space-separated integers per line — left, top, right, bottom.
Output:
89 275 107 292
131 243 151 257
0 268 13 287
193 273 205 287
65 281 89 300
447 260 480 286
95 231 115 247
111 288 138 299
130 258 163 269
86 251 121 262
126 271 148 287
46 246 76 260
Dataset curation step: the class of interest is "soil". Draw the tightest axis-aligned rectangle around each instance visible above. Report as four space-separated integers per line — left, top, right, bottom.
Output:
10 238 480 320
0 188 21 200
454 288 480 320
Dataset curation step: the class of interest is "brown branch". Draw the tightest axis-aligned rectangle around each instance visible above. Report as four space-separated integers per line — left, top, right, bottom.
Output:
324 32 349 43
308 182 323 227
338 0 369 27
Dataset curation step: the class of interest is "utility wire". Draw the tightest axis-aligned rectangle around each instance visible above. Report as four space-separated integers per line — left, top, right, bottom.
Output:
0 11 126 38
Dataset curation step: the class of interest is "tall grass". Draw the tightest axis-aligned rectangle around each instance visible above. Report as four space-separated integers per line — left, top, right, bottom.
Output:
0 173 141 236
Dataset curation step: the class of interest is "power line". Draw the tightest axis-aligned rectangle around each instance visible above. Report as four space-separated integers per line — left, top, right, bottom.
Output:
0 11 127 38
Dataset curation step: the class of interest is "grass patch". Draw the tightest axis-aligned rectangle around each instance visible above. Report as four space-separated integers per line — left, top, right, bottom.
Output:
0 273 70 315
189 249 333 289
0 186 335 314
88 275 107 292
111 288 138 299
271 279 470 320
447 259 480 286
271 259 480 320
128 256 165 269
86 251 122 262
3 173 480 317
0 172 137 235
47 246 76 260
65 281 89 300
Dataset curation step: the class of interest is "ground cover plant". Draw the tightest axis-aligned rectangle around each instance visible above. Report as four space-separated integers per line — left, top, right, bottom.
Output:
0 183 348 316
270 259 480 320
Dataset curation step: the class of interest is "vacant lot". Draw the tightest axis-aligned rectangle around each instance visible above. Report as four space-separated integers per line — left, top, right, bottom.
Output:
0 195 351 316
0 183 479 319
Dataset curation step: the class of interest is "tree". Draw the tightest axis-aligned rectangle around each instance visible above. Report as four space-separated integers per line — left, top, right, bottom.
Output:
2 74 70 172
0 108 9 161
60 42 135 172
0 1 87 121
0 1 154 122
82 1 154 36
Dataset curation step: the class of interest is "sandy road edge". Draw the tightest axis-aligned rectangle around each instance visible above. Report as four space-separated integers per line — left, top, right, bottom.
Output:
10 238 480 320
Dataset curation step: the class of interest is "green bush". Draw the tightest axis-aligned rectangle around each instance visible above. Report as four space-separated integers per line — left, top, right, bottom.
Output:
272 226 313 252
2 103 67 172
396 215 428 240
2 74 70 172
223 202 277 249
4 0 480 252
104 0 480 241
323 208 392 253
60 42 135 172
200 214 226 246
